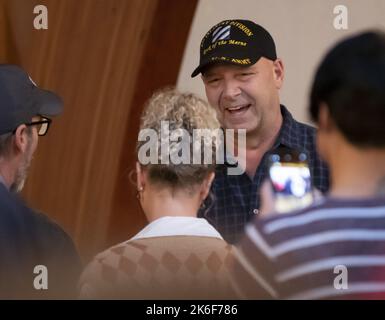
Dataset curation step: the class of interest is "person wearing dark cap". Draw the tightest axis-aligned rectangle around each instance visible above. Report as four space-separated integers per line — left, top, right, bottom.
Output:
0 64 81 299
192 20 330 244
231 30 385 299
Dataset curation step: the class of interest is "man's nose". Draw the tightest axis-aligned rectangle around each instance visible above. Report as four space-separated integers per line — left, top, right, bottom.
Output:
222 80 241 100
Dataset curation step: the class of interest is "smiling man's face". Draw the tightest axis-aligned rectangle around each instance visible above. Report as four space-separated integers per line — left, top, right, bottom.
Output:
202 57 283 138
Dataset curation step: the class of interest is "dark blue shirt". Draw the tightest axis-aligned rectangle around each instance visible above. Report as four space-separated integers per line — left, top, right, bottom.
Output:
199 105 330 244
0 181 82 298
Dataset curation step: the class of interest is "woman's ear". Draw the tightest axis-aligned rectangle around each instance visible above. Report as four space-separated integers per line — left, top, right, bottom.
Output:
201 172 215 201
136 162 144 190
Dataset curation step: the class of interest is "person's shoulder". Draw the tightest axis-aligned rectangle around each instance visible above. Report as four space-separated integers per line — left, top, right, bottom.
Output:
10 200 79 265
249 196 385 243
248 199 329 242
0 186 43 233
142 235 231 247
90 239 144 264
291 116 317 138
294 119 316 135
0 187 78 256
0 185 59 233
79 241 132 299
79 239 141 291
0 184 25 216
282 105 315 132
27 209 72 243
87 237 233 267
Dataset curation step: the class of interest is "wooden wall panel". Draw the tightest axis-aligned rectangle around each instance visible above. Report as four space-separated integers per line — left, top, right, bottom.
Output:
107 0 199 247
0 0 7 60
1 0 197 260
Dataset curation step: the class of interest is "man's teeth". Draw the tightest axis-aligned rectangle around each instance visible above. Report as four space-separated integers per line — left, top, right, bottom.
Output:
227 105 248 111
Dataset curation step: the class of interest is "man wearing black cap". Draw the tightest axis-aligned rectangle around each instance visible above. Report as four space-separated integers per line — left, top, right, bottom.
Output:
192 20 330 244
0 64 81 298
231 30 385 299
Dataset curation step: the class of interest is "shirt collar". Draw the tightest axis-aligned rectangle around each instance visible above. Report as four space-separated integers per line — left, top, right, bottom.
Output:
272 105 305 150
222 105 305 167
130 216 224 241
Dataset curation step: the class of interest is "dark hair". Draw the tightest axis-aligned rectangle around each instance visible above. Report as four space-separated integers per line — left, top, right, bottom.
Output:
309 31 385 147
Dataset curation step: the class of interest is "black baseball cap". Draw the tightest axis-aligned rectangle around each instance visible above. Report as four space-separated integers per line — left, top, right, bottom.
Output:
0 64 63 135
191 19 277 77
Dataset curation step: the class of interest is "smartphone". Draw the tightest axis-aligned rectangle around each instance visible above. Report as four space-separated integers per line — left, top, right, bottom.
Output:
268 147 314 213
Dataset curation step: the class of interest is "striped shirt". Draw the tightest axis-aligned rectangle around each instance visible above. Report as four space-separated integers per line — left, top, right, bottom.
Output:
230 197 385 299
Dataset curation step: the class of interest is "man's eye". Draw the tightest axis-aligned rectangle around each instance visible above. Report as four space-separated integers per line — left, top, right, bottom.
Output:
207 78 220 84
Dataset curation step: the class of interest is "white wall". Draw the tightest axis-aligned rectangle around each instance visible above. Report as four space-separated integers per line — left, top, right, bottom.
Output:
177 0 385 124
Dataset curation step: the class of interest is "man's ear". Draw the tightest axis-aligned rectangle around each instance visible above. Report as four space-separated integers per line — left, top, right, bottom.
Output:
13 125 29 154
272 58 284 89
201 74 207 85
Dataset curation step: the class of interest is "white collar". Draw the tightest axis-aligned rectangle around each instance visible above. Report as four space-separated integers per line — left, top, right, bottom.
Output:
130 216 223 241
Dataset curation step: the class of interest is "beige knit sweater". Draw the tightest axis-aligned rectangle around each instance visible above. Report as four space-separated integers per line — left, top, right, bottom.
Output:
79 236 236 299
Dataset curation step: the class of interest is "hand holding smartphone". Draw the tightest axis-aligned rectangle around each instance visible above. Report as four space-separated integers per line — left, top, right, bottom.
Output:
267 147 314 214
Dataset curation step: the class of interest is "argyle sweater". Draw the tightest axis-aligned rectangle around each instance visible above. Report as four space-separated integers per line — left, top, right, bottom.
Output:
79 236 235 299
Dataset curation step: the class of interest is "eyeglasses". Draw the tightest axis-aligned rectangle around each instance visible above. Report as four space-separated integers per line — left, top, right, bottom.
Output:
25 117 52 136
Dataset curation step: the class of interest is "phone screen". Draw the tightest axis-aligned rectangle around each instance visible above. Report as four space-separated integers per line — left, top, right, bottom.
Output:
268 148 313 213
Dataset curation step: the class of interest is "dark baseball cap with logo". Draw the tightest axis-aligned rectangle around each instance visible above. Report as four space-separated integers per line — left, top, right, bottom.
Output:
0 64 63 135
191 19 277 77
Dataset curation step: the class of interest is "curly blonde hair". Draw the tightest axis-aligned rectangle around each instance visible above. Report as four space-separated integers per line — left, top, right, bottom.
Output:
137 87 221 191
